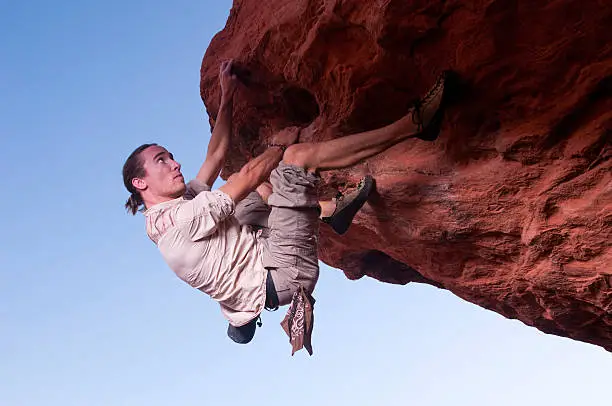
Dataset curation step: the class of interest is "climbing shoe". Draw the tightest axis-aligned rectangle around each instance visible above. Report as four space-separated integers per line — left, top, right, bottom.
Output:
227 316 260 344
412 70 456 142
322 175 375 235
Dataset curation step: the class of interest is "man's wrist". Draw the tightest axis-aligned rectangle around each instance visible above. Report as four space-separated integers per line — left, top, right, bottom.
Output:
267 143 288 153
219 96 233 109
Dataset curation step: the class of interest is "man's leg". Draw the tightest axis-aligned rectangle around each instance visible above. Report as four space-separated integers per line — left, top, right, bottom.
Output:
281 72 447 172
230 174 273 229
238 178 373 235
233 191 271 229
227 186 273 345
262 164 321 306
260 74 447 300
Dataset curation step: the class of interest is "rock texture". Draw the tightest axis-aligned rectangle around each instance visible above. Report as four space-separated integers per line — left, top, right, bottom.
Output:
200 0 612 351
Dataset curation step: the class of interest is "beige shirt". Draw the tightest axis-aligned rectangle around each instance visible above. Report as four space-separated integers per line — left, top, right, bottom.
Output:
144 180 267 326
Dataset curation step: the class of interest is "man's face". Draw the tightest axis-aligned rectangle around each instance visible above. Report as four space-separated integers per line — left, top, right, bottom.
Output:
134 145 186 202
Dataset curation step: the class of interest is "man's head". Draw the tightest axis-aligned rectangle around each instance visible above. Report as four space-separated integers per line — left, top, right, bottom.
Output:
122 144 186 214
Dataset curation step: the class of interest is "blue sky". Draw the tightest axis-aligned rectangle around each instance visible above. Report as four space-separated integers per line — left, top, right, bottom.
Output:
1 1 610 405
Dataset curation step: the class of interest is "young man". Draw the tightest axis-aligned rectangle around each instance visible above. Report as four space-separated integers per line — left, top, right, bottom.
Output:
123 61 450 353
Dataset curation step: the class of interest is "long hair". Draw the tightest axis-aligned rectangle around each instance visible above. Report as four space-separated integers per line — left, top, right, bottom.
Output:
122 143 157 215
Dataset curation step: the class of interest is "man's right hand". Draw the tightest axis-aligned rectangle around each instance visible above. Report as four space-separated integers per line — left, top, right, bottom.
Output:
219 60 238 99
271 126 300 147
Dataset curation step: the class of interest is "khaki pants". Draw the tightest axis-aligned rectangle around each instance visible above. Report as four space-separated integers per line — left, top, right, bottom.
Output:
234 163 320 306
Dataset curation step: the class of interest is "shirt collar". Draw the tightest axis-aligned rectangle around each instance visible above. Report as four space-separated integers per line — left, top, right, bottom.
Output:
143 196 184 216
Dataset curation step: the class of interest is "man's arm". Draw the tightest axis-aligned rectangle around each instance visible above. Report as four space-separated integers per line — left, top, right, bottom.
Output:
174 189 236 241
219 126 300 203
218 147 284 204
196 60 237 187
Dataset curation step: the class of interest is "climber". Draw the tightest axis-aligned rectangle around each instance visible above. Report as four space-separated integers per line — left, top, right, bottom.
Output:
122 60 451 353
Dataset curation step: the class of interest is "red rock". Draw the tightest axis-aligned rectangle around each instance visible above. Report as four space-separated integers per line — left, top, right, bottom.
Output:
200 0 612 351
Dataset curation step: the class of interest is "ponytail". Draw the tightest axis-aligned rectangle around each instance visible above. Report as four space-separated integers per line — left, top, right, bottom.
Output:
125 193 144 215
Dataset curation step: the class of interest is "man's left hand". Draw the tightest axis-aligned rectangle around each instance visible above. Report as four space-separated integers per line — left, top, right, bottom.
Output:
219 60 238 99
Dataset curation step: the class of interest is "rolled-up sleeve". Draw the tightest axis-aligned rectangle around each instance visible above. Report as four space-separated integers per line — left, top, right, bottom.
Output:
174 190 235 241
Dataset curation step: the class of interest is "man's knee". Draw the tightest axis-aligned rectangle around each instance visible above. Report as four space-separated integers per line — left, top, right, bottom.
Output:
283 144 316 170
